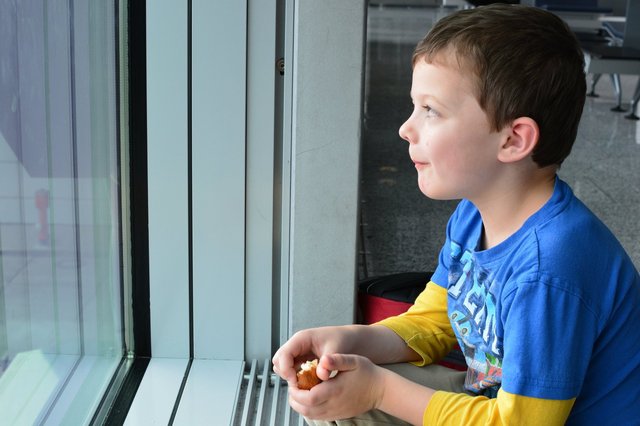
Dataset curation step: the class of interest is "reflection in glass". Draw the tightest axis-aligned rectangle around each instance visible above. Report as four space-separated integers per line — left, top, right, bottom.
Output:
0 1 124 423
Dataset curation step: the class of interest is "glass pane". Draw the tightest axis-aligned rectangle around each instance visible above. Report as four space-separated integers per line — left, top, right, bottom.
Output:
361 4 457 279
0 0 125 423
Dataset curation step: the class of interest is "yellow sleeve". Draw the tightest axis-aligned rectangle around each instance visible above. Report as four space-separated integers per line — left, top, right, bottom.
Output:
425 389 575 425
376 281 457 366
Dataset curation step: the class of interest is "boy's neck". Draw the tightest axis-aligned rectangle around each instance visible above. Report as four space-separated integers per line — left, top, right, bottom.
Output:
475 167 557 250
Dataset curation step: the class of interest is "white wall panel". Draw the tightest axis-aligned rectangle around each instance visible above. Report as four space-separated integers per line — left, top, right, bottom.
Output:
191 0 246 359
147 1 190 358
245 0 278 361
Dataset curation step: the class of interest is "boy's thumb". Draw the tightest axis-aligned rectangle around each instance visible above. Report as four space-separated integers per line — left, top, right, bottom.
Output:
318 353 353 379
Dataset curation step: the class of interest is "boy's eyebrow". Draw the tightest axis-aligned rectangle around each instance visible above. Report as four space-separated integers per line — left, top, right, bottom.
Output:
410 91 439 104
410 91 455 114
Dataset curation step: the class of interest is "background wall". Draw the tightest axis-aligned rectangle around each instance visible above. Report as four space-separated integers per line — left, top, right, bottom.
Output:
288 0 367 332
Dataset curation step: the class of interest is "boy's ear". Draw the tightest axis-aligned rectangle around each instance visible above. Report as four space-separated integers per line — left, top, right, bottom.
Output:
498 117 539 163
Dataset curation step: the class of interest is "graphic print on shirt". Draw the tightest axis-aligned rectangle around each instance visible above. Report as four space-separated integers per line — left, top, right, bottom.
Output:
447 241 502 395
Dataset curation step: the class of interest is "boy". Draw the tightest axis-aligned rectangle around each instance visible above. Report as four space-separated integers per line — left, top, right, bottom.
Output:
272 4 640 425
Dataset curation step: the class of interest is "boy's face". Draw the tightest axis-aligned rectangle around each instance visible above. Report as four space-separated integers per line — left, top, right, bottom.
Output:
399 54 507 202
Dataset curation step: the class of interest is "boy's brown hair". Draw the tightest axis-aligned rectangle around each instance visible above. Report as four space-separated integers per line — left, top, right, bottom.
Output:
414 4 586 167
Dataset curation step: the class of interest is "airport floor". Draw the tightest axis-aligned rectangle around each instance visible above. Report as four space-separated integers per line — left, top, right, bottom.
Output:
359 5 640 279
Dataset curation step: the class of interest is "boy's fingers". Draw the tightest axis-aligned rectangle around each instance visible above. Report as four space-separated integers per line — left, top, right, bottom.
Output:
272 353 298 384
316 353 354 380
325 353 357 370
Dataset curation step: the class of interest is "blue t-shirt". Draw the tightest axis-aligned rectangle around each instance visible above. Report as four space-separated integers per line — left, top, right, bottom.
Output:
431 177 640 424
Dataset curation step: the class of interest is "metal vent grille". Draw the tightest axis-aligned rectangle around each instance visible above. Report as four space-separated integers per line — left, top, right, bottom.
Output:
231 359 304 426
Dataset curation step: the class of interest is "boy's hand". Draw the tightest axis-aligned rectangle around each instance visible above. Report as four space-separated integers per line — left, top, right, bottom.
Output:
272 327 350 387
287 354 386 421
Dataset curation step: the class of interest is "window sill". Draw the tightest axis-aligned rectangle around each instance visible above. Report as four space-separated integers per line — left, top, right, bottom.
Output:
123 358 303 425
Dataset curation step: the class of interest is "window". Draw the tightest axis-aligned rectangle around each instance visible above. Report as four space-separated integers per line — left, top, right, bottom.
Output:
0 1 128 423
1 0 365 422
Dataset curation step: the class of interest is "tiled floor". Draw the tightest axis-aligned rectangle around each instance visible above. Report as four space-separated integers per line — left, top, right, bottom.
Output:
359 5 640 278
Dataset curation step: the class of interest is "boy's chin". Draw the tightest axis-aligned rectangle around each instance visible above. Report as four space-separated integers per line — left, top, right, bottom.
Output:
423 194 457 201
418 181 454 200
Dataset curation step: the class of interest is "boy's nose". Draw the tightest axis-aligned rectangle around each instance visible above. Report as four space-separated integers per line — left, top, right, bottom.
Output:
398 118 414 144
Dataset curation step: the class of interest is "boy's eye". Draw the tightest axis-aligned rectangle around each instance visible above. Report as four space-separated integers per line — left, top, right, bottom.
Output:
423 105 438 117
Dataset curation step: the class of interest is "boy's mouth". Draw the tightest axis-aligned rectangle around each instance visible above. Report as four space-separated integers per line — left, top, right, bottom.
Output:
412 159 429 169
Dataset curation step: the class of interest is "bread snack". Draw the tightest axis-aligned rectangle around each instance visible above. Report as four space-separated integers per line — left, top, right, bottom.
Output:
297 359 322 390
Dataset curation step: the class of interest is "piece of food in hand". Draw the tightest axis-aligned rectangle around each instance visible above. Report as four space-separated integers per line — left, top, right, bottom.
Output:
297 359 322 390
